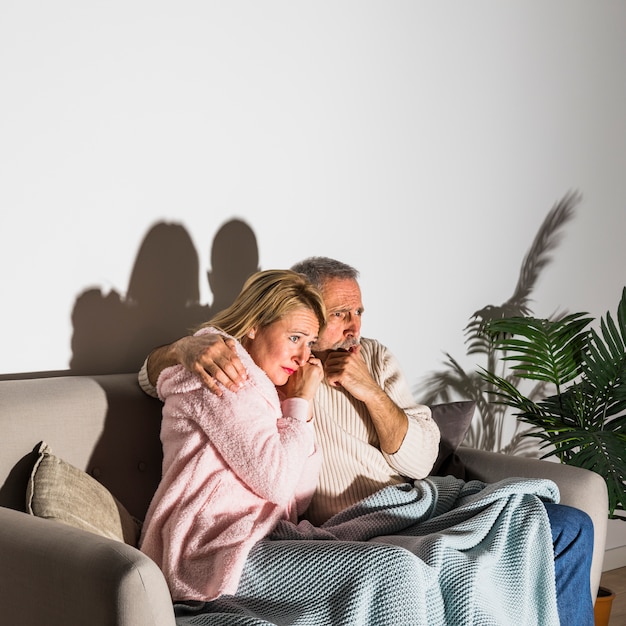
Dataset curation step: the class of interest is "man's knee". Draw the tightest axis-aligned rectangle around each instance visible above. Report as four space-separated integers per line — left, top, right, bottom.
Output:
544 502 594 557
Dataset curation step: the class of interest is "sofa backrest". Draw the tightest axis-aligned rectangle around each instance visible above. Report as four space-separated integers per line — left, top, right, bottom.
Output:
0 374 163 521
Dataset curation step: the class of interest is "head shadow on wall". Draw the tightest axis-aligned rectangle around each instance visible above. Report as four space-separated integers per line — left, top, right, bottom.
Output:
69 218 260 375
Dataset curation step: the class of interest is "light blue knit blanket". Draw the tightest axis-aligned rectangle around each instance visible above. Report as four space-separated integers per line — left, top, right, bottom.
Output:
175 475 560 625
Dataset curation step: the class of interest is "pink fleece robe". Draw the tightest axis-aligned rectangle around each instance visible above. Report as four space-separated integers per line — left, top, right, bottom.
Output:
139 327 322 602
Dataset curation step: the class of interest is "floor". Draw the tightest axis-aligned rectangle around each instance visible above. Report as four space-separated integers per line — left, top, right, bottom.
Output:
599 566 626 626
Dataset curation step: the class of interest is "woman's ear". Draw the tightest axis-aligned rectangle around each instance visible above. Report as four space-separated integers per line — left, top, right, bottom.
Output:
241 327 257 350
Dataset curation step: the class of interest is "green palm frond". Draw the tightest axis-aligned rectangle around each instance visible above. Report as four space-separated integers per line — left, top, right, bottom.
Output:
581 294 626 420
483 313 593 389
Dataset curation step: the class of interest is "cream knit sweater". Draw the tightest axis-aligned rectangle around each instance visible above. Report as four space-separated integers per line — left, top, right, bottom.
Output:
303 337 440 525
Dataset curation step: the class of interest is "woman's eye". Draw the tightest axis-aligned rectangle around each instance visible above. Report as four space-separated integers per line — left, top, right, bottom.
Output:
289 335 299 343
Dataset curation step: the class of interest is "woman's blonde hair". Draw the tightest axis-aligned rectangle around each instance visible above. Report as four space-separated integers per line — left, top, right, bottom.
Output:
200 269 326 340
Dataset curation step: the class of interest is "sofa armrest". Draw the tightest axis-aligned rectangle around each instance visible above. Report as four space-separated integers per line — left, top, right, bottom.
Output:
456 446 608 600
0 506 176 626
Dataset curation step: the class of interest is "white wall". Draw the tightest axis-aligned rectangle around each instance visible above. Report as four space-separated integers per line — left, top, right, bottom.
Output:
2 1 625 564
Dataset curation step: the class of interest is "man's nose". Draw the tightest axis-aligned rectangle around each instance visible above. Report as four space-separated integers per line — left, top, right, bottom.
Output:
345 313 361 336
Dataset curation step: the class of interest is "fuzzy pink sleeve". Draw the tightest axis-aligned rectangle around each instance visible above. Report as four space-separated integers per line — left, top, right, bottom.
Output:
280 397 322 518
166 374 316 507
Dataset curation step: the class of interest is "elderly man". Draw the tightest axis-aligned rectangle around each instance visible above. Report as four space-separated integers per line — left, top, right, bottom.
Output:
139 256 594 625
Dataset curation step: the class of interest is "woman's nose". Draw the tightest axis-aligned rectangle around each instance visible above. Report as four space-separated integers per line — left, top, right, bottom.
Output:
295 345 310 364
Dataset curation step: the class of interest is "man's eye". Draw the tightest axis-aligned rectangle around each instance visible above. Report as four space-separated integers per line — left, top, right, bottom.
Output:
289 336 299 343
332 312 344 318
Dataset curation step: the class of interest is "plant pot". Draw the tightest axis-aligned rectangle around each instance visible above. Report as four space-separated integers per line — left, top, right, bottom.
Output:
594 586 616 626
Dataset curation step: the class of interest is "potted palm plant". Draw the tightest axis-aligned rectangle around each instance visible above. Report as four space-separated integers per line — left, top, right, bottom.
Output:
479 286 626 625
478 287 626 520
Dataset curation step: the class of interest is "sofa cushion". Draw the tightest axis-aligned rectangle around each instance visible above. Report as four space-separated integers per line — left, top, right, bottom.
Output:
25 441 141 545
430 401 476 478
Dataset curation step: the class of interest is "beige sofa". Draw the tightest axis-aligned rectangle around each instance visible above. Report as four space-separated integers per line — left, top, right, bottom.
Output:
0 373 609 626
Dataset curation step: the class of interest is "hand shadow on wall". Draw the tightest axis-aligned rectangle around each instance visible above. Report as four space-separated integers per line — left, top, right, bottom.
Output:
70 218 259 375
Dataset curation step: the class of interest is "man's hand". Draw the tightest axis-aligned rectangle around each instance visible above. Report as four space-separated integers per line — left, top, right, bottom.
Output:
321 346 378 401
321 345 408 453
147 334 247 396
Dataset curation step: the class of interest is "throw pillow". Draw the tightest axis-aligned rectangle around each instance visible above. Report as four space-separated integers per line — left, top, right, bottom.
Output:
26 441 141 546
430 401 476 478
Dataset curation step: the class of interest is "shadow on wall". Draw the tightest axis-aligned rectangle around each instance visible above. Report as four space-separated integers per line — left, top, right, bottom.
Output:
415 191 582 455
69 218 260 375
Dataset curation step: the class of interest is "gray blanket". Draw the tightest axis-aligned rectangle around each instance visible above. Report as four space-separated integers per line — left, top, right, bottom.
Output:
175 475 560 625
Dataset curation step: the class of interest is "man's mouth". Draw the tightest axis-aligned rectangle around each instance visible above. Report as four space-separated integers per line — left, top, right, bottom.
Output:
338 337 359 350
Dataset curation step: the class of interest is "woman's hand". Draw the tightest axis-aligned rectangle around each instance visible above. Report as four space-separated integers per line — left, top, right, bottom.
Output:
279 356 324 401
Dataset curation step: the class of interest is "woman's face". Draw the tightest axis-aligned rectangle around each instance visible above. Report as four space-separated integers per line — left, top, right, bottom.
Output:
245 307 320 386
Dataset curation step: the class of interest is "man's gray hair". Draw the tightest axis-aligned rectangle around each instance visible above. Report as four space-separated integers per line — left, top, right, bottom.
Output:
290 256 359 291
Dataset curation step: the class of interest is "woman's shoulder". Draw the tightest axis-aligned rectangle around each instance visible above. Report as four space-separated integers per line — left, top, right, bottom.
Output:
157 363 204 398
159 327 275 402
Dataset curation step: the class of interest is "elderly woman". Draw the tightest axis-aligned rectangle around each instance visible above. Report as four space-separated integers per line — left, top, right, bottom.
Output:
139 269 326 602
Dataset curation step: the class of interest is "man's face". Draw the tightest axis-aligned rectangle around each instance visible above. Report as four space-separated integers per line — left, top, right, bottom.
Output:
313 277 364 352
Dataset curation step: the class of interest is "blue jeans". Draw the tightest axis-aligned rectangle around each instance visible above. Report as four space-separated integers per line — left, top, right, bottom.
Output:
545 503 594 625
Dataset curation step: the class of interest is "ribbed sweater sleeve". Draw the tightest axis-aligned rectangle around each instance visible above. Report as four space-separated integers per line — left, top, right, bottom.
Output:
138 357 158 398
